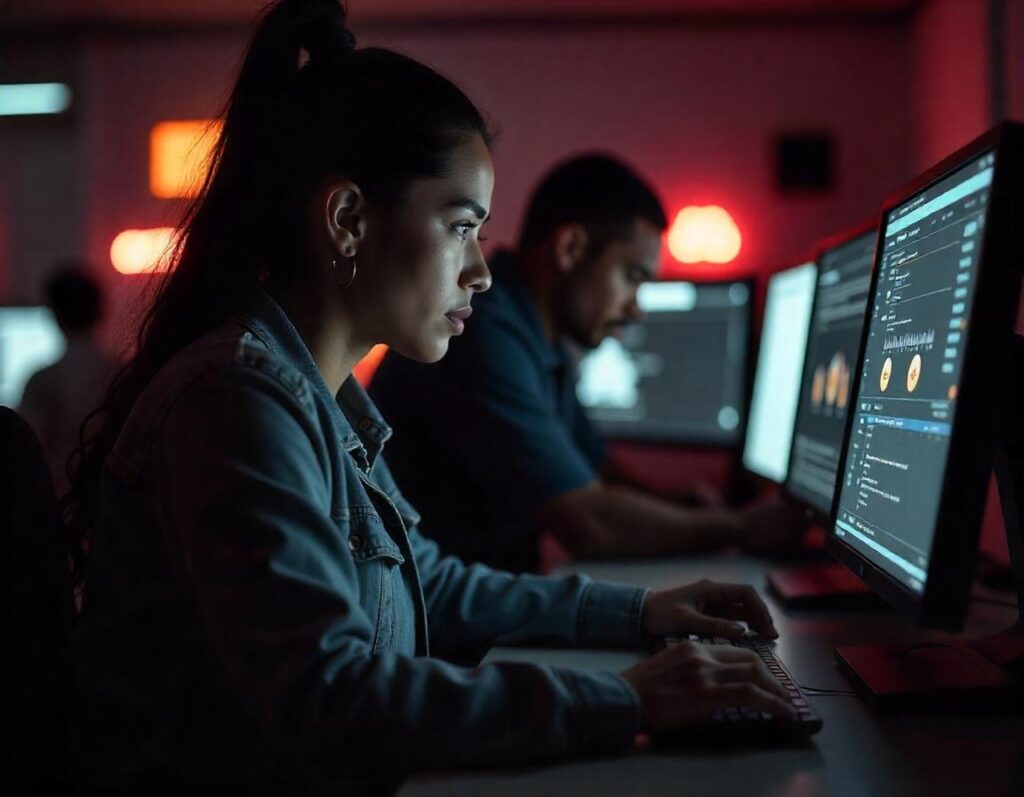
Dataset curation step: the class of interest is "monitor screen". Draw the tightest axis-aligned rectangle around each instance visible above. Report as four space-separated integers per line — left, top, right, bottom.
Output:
576 280 751 445
786 231 876 515
0 306 66 408
742 262 817 482
833 150 996 595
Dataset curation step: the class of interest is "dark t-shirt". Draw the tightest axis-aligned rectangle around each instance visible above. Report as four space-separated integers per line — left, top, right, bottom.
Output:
370 251 604 572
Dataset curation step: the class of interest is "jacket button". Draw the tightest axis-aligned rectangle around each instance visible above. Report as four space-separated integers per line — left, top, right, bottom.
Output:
348 535 365 553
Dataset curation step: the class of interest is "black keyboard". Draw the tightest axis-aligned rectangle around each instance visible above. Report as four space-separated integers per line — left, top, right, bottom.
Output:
650 634 823 744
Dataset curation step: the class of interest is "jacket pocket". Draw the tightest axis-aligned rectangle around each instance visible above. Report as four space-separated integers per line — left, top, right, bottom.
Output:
341 509 405 652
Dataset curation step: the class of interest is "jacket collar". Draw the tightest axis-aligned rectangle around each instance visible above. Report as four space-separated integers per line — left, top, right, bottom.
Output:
231 285 392 470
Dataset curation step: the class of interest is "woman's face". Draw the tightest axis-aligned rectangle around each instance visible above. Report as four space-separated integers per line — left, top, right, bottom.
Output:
350 134 494 362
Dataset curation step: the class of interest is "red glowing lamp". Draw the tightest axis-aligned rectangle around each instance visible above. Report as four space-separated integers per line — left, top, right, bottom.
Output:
667 205 742 264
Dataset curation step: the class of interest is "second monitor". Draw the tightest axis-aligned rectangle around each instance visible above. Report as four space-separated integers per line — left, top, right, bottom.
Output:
786 228 877 517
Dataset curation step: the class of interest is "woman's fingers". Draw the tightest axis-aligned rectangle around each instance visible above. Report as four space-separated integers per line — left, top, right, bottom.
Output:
709 585 777 638
712 682 797 719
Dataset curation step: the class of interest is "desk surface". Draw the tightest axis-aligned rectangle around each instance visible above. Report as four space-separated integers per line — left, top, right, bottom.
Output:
401 555 1023 797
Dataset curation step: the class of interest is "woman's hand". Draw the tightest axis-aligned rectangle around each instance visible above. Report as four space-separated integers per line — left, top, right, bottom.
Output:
641 579 778 639
620 640 795 730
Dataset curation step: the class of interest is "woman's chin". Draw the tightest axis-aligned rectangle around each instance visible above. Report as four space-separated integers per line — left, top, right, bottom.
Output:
394 338 450 365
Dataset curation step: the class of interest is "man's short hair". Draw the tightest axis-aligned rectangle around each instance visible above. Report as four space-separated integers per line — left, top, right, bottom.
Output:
46 263 103 332
518 153 668 255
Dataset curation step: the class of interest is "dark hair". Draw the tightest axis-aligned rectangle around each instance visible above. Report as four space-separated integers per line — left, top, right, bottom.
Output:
46 263 103 332
518 153 667 255
63 0 492 571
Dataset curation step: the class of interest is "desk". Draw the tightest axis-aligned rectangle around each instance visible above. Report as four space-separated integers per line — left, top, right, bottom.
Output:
402 554 1023 797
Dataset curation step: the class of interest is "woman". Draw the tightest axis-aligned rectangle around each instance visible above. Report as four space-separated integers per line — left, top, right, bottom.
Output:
69 1 793 793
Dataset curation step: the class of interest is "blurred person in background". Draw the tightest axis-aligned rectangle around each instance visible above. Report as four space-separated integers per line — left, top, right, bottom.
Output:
371 154 806 573
20 263 119 492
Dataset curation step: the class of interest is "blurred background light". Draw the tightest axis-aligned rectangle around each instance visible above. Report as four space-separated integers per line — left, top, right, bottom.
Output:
354 344 389 386
110 227 178 275
0 83 72 116
667 205 742 264
149 120 221 199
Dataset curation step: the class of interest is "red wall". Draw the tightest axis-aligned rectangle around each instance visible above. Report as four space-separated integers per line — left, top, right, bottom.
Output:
911 0 991 171
1010 0 1024 122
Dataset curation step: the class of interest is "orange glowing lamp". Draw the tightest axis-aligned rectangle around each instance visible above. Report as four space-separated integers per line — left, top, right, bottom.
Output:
667 205 742 264
150 120 221 199
110 227 178 275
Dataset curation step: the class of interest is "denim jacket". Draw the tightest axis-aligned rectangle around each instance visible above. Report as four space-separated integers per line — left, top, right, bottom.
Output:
72 286 647 795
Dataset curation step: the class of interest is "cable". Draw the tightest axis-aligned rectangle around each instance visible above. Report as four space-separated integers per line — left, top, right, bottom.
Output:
797 682 857 696
802 690 856 697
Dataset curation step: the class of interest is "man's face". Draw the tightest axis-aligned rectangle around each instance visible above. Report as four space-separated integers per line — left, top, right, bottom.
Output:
559 217 662 349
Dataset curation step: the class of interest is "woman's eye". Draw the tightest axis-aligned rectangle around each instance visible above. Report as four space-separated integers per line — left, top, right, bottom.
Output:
453 223 476 241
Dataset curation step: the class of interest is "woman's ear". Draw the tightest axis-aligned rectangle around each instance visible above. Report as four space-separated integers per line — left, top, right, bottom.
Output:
324 180 367 258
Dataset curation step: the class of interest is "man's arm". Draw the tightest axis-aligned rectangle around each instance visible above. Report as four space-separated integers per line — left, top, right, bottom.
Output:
538 481 805 558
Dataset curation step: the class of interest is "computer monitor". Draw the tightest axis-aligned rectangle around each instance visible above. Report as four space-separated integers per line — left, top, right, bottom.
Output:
828 123 1024 633
0 306 65 408
576 279 752 446
742 262 817 482
785 228 877 519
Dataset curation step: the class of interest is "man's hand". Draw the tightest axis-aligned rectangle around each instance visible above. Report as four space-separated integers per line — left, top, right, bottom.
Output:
737 498 808 555
677 480 726 509
641 579 778 639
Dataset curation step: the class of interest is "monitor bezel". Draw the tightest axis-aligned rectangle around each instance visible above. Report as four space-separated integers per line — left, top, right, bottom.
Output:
782 221 879 523
741 260 818 485
589 277 756 449
826 122 1024 631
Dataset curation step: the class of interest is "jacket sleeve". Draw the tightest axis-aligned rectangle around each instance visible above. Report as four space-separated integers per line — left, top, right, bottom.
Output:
151 364 639 778
369 452 650 659
410 522 650 656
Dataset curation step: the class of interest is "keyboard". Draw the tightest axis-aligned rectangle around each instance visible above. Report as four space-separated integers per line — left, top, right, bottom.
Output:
650 634 823 745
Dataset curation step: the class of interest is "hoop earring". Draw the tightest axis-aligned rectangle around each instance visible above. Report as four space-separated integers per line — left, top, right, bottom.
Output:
333 256 357 289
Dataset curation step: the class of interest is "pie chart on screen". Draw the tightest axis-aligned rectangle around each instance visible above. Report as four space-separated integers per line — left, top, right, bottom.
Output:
907 353 922 393
880 357 893 392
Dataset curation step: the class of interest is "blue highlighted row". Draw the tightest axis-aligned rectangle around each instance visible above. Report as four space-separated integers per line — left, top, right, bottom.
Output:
862 414 952 435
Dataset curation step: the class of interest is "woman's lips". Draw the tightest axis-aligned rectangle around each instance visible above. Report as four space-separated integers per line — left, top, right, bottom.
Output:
445 306 473 334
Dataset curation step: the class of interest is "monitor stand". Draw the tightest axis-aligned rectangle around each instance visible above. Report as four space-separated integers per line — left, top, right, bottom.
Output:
766 522 890 609
767 560 886 609
834 334 1024 713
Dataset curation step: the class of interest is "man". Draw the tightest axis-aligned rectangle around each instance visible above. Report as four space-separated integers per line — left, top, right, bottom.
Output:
371 154 803 572
20 264 119 491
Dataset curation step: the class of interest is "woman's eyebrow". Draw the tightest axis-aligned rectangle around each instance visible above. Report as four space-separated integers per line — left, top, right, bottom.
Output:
444 198 489 221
